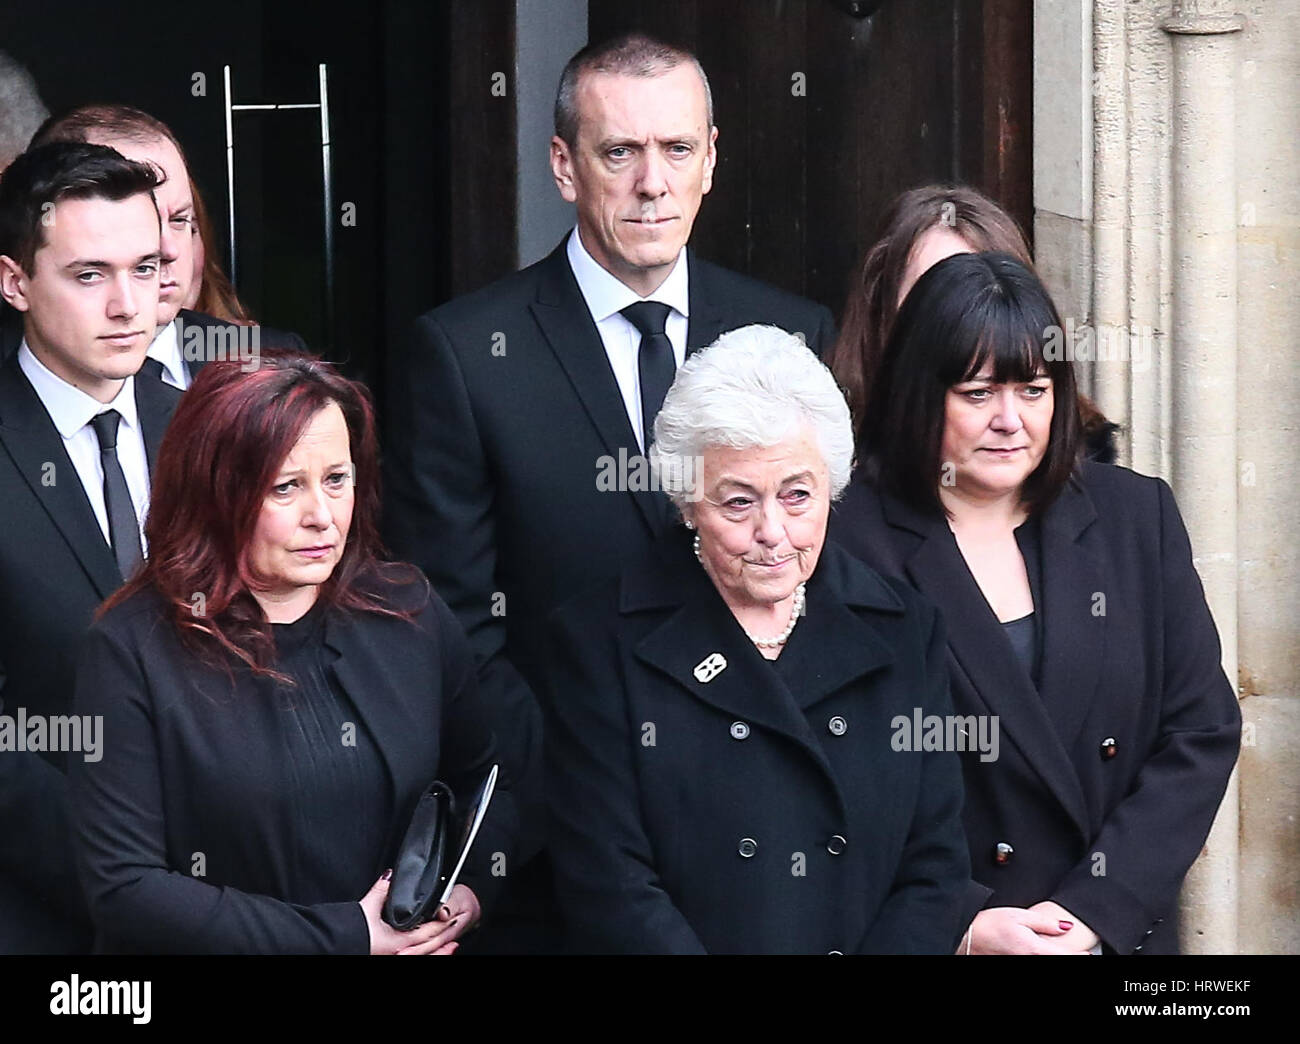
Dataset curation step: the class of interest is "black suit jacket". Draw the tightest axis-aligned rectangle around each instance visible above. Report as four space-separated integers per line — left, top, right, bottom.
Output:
383 236 836 854
68 572 517 954
828 461 1241 954
0 354 180 952
541 529 969 954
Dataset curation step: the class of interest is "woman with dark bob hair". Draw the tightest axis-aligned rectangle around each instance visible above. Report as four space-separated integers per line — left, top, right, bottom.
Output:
825 184 1118 461
830 252 1240 954
70 353 516 953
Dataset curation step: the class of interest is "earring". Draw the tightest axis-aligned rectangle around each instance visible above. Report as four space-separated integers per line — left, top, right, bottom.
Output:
684 519 695 530
693 532 702 561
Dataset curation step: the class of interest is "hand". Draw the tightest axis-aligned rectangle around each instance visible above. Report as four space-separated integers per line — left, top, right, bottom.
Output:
413 884 482 955
359 871 473 955
1027 900 1099 953
960 906 1091 955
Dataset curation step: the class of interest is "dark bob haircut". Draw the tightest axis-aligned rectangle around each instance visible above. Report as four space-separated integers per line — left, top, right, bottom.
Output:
859 251 1083 518
0 141 158 273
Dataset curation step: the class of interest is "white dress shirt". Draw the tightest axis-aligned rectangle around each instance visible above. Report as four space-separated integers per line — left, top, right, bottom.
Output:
18 342 152 553
566 227 689 452
146 318 190 390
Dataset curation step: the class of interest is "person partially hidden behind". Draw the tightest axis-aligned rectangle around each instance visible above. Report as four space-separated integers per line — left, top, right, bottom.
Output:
830 252 1240 954
543 326 969 953
825 183 1118 463
0 142 178 953
70 355 516 953
22 104 306 382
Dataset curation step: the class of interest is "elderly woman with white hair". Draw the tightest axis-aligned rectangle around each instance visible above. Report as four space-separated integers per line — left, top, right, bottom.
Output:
541 325 970 954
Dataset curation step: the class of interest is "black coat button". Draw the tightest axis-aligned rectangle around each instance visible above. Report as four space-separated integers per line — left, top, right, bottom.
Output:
827 834 847 855
828 715 848 736
738 837 758 858
1100 736 1118 759
994 842 1014 866
730 721 750 740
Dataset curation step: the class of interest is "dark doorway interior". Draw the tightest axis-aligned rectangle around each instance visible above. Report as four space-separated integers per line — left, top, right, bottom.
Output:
4 0 1031 416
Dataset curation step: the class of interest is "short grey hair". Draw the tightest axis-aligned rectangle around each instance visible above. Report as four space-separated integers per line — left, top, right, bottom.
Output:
0 51 49 172
554 33 714 148
650 325 854 511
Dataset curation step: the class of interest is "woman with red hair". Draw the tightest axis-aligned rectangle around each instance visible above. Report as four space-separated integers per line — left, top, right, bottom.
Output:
69 353 516 953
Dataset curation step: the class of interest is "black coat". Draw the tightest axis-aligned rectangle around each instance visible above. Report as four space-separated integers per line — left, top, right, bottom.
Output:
382 235 837 856
0 354 180 953
68 572 517 954
541 529 970 954
829 461 1241 954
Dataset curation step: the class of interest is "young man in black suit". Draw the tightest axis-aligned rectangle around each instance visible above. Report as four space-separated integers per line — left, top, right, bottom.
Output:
17 105 306 381
0 142 182 952
383 33 835 951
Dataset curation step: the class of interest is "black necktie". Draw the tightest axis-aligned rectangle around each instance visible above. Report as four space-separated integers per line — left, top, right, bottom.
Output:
139 357 165 382
89 410 144 580
620 301 676 452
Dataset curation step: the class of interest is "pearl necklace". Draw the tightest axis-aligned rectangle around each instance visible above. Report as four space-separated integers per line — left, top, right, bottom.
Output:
692 530 807 648
743 582 806 648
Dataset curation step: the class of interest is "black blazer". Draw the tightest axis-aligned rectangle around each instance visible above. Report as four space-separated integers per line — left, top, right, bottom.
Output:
382 236 836 853
829 461 1241 954
541 529 970 954
68 571 517 954
0 354 179 953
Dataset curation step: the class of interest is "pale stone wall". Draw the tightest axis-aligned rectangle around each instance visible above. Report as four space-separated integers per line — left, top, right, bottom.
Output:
1033 0 1299 954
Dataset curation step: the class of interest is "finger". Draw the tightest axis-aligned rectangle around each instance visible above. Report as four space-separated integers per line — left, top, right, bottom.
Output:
420 918 467 950
1021 911 1071 936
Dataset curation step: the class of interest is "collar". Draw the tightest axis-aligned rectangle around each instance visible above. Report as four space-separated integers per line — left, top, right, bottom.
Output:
566 225 690 324
147 319 187 388
17 340 141 439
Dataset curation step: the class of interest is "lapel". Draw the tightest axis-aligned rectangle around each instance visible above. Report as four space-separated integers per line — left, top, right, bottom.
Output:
626 531 903 817
134 367 181 473
879 489 1090 839
0 355 121 599
1035 479 1107 749
319 605 421 805
529 236 668 533
684 249 727 358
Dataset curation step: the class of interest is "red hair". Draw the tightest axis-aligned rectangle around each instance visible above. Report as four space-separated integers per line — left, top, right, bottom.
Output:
103 352 422 675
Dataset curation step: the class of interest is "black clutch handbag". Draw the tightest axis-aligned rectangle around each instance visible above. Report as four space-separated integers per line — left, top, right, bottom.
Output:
382 780 456 931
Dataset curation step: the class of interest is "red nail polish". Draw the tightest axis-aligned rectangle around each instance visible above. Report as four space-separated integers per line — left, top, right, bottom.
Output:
1059 920 1073 931
382 868 392 881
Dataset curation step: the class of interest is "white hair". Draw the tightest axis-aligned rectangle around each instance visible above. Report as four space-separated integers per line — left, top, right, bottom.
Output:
650 324 854 510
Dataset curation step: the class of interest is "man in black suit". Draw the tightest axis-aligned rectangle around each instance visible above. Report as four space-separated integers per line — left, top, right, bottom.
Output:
0 142 182 952
14 104 306 381
383 33 834 950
